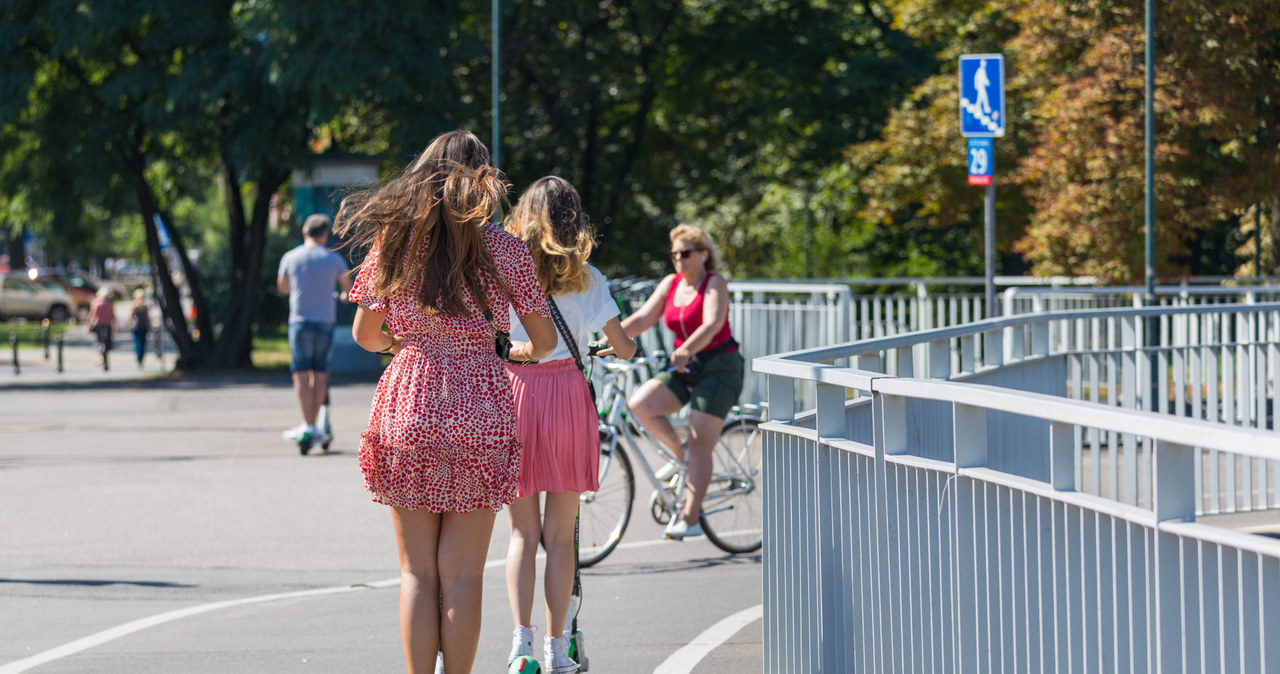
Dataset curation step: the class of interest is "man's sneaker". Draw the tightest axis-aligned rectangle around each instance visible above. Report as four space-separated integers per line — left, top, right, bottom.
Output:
305 424 323 442
282 424 312 442
508 625 535 664
664 518 704 540
544 635 579 673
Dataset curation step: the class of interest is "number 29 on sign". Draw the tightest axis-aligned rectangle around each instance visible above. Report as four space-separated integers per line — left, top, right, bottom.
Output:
967 137 993 186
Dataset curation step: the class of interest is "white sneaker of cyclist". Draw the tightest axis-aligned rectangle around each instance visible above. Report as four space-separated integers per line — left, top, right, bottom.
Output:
305 424 322 441
654 460 682 481
509 625 536 664
544 635 579 673
664 518 703 540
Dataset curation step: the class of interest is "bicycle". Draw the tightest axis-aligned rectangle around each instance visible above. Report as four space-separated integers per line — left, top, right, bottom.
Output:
576 350 764 567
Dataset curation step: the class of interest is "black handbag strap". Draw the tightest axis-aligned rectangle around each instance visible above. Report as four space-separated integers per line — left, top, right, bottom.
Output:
547 296 584 373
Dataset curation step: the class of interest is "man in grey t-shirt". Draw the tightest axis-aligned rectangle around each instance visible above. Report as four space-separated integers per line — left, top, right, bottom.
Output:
276 214 352 447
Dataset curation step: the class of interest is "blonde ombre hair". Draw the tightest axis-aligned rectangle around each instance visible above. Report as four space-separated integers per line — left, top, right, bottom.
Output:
670 224 719 273
504 176 595 296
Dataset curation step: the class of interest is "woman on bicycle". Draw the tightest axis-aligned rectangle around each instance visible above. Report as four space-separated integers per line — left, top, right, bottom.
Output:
620 224 744 540
338 130 558 674
502 176 636 672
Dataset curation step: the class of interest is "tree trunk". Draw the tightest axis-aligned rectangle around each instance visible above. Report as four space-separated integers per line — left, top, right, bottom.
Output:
211 168 287 369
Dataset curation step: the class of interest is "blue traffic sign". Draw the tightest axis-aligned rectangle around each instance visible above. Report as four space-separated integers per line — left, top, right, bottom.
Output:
967 138 993 185
959 54 1005 138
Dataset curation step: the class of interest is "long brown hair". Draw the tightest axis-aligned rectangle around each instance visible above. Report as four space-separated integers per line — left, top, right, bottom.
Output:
504 176 595 296
334 130 509 316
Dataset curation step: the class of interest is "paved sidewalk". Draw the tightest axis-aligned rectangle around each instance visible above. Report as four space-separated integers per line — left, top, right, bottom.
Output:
0 374 763 673
0 330 173 388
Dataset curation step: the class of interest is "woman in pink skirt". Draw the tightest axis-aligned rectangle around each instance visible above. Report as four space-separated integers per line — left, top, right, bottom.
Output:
502 177 636 673
338 130 557 674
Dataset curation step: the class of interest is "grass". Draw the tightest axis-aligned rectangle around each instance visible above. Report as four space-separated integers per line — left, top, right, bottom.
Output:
1 320 77 351
252 329 293 371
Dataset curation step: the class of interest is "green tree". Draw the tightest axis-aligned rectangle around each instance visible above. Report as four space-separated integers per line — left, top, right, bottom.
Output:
469 0 934 276
0 0 462 369
851 0 1280 283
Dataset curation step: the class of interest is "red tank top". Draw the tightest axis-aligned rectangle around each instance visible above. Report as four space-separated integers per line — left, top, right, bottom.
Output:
662 273 735 353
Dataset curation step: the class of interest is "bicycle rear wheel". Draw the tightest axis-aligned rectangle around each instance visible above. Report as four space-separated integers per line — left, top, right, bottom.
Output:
578 429 634 567
700 418 763 554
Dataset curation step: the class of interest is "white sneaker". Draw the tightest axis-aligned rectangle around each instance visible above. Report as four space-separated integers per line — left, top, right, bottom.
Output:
282 424 311 442
654 460 682 481
544 635 578 673
509 625 535 664
305 424 323 441
664 518 703 540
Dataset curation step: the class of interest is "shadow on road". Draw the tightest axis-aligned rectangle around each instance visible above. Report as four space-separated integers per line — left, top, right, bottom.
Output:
0 578 195 589
588 553 762 577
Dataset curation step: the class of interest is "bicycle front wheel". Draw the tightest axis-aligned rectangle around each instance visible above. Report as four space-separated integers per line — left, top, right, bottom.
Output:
578 429 634 567
700 418 763 554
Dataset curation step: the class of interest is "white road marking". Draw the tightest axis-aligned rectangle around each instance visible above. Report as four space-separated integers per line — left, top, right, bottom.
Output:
0 537 692 672
652 603 763 674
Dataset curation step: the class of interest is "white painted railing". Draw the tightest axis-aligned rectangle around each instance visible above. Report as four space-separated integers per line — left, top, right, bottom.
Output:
609 277 1280 410
754 304 1280 672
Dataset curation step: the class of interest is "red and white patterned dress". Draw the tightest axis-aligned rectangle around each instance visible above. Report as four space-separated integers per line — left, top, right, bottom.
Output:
348 222 551 512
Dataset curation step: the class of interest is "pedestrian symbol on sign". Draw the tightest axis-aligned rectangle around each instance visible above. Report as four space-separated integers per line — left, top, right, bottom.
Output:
959 54 1005 138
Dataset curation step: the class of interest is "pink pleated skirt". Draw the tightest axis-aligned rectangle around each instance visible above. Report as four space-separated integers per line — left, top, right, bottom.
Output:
505 358 600 496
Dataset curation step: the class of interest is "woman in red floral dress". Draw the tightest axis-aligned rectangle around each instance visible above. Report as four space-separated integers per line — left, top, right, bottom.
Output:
336 130 556 674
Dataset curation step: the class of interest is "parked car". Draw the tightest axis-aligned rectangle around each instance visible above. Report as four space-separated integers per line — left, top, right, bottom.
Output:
0 273 73 322
35 272 96 319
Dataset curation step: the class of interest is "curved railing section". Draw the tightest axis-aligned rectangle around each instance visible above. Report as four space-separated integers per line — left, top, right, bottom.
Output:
754 303 1280 673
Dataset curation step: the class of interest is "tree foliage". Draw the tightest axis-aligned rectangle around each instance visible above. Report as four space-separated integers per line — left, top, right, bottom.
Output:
854 0 1280 282
0 0 463 369
474 0 935 276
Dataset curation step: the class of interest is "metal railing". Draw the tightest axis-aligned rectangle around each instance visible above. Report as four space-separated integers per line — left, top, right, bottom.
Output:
609 277 1280 409
754 303 1280 672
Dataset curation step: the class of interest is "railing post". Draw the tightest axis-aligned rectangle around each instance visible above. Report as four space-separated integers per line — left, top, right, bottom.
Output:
1153 440 1195 673
983 329 1003 369
1031 321 1050 356
953 403 987 673
1049 420 1075 491
815 383 844 438
56 332 64 373
768 374 795 423
9 332 19 375
929 339 950 379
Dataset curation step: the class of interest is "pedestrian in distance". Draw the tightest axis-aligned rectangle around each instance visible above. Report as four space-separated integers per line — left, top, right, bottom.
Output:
619 224 745 540
502 176 637 673
87 286 116 366
128 288 151 368
337 129 557 674
276 213 352 447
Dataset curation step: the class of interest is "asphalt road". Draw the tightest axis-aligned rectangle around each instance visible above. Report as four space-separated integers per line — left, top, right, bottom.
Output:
0 375 762 673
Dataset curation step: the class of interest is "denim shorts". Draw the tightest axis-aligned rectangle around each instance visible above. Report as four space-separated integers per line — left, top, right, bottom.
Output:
288 321 335 372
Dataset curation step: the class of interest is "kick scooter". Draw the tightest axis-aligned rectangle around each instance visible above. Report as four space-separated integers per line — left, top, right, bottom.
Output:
297 386 333 456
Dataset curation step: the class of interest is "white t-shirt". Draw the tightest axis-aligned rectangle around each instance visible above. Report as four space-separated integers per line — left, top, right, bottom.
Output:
509 265 619 363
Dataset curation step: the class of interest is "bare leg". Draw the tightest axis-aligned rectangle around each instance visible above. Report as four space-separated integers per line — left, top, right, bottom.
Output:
628 379 686 458
292 371 320 426
680 410 725 524
438 508 497 673
506 495 541 628
541 492 581 636
389 506 442 673
309 371 328 425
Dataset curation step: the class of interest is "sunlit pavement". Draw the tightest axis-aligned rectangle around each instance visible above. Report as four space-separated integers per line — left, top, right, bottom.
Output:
0 376 761 673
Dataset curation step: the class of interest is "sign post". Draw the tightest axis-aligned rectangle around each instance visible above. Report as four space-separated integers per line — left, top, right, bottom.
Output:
959 54 1005 318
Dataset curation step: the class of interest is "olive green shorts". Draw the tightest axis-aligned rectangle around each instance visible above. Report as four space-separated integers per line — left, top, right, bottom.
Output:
653 349 745 420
